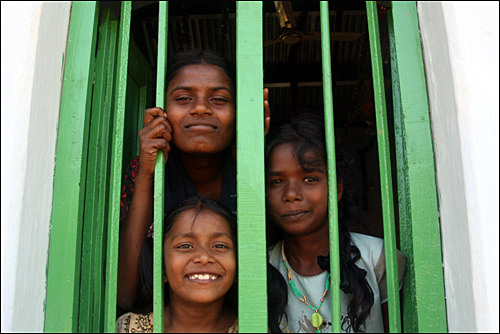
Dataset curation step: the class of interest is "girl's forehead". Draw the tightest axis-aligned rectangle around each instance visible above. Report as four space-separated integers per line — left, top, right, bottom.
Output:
168 208 233 236
171 63 232 85
270 143 321 161
269 143 325 171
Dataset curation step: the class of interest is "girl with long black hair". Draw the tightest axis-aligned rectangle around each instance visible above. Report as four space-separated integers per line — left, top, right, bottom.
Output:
265 112 406 333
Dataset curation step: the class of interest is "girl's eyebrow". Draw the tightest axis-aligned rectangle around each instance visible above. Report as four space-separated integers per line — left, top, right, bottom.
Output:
169 231 233 240
267 168 325 176
211 86 232 93
211 231 234 239
168 86 232 96
303 167 326 173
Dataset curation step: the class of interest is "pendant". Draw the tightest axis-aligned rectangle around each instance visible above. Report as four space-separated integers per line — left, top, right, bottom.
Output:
311 312 323 328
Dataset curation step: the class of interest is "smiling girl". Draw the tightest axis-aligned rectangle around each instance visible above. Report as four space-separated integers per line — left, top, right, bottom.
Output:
265 112 406 333
116 197 238 333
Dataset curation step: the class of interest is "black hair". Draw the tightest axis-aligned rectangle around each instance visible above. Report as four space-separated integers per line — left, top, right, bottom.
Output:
133 196 238 314
166 49 236 96
265 112 374 333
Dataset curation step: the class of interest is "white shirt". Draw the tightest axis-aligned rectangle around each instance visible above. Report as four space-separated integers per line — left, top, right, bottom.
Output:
268 233 406 333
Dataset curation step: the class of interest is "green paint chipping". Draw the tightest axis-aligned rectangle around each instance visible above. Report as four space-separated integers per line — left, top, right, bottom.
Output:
236 2 268 332
44 2 98 332
389 2 447 333
319 2 341 333
365 2 402 332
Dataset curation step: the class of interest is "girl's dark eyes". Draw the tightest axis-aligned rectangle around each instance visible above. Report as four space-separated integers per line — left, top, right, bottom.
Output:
175 243 231 250
304 176 319 182
172 96 230 104
174 96 192 103
268 179 283 185
210 97 231 106
268 177 319 185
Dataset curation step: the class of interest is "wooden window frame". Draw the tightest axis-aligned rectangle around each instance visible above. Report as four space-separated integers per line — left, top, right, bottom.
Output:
45 1 447 333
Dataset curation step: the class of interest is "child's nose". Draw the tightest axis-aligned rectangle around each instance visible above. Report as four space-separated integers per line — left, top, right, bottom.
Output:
191 99 212 116
283 181 302 202
193 246 216 264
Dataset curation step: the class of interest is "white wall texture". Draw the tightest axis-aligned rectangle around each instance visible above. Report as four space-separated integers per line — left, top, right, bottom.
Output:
1 1 71 332
418 1 499 332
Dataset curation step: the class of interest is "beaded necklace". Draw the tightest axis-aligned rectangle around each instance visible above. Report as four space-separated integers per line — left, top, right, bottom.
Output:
281 242 331 333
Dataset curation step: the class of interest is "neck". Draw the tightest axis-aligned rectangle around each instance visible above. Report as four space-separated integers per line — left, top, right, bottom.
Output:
164 296 234 333
283 224 330 276
180 151 224 199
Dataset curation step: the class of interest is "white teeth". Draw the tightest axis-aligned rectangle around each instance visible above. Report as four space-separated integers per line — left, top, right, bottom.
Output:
188 274 218 280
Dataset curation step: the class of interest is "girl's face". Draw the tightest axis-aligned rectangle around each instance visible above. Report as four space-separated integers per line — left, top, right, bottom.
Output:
266 143 329 237
165 63 235 155
163 208 236 305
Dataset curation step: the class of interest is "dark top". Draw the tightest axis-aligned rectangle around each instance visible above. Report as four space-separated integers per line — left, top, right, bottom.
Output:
120 147 237 225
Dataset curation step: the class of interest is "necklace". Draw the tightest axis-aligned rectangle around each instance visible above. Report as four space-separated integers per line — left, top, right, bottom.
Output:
281 242 330 333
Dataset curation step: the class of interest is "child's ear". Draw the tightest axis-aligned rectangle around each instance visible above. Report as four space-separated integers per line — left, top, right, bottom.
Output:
163 271 168 284
337 182 344 202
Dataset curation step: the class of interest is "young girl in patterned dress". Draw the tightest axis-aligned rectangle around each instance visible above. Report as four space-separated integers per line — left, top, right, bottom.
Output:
117 197 238 333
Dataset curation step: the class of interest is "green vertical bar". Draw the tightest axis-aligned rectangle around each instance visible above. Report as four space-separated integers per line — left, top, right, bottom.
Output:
153 2 168 333
93 12 119 333
319 2 341 333
236 1 267 333
79 8 118 333
388 2 447 333
365 2 402 333
387 9 417 331
45 2 98 332
104 2 131 332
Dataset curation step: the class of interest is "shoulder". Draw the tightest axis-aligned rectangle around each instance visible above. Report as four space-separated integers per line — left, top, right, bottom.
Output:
267 240 283 269
350 233 384 255
350 232 385 272
116 312 153 333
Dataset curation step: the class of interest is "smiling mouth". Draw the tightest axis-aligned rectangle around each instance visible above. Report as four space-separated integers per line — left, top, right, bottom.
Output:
185 124 217 130
186 273 220 281
281 210 310 219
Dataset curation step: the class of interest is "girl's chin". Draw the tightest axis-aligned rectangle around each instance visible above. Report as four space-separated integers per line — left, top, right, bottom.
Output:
176 143 229 156
277 221 329 238
174 293 230 306
174 136 233 154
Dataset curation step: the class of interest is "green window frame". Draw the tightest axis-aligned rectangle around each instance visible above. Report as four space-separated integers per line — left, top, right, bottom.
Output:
45 1 447 333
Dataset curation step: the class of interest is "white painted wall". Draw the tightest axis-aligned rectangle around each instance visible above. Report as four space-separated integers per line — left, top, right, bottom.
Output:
1 1 71 332
418 1 499 332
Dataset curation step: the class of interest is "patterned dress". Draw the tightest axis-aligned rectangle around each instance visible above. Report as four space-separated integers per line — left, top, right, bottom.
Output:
116 312 238 333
